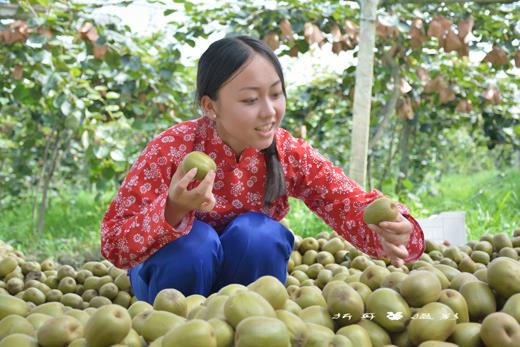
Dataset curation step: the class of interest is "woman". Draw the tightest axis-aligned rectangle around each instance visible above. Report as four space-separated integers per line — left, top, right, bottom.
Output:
101 35 424 303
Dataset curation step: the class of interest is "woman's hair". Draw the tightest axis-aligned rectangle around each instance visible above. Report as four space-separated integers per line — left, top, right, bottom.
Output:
195 35 287 207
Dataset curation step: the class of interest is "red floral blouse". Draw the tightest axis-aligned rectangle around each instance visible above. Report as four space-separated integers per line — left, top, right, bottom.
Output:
101 116 425 269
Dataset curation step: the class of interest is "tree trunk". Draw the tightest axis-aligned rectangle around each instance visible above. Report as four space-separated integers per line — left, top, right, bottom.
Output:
369 50 400 150
33 132 52 229
0 158 4 208
37 129 62 235
395 117 417 194
378 121 398 190
367 154 372 191
349 0 379 189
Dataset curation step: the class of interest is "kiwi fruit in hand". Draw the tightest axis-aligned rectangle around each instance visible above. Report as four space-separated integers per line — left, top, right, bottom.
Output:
363 197 399 225
181 151 217 181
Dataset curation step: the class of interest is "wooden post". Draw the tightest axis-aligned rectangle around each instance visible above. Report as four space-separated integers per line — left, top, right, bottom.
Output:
349 0 379 188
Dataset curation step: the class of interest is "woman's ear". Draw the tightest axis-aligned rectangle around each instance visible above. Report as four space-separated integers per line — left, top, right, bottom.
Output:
201 95 217 120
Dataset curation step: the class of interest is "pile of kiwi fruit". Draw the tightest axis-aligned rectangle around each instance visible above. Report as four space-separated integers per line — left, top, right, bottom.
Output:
1 196 519 346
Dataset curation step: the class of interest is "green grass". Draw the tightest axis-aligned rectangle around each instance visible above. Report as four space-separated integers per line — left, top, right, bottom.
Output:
284 197 330 238
402 168 520 240
1 168 518 262
0 189 112 264
286 168 520 241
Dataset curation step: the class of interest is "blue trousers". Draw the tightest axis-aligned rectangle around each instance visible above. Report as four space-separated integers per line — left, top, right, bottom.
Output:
128 212 294 303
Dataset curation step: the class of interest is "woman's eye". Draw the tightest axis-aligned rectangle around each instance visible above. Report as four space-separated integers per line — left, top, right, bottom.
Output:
242 93 282 104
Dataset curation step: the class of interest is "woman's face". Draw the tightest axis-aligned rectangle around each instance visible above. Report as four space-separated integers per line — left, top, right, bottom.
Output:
204 54 286 157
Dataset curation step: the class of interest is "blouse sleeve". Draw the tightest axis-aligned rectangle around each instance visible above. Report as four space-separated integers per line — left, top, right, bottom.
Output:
286 139 424 262
100 132 195 269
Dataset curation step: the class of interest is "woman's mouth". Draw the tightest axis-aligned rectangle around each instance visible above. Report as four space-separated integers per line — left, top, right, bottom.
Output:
255 123 275 137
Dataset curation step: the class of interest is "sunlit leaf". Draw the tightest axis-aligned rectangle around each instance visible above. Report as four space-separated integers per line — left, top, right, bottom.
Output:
110 149 125 162
81 130 89 150
106 92 120 99
26 34 47 48
94 146 109 159
105 105 120 112
60 100 72 116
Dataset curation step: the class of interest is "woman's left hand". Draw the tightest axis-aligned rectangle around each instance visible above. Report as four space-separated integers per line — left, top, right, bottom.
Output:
367 213 414 267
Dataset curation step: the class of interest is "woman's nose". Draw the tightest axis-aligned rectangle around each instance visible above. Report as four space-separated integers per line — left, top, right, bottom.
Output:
260 99 276 118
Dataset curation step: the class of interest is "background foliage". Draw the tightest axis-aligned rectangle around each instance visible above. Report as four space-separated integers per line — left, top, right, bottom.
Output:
0 0 519 260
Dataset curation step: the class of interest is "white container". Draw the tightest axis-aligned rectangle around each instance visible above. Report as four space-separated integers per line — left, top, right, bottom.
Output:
417 211 467 246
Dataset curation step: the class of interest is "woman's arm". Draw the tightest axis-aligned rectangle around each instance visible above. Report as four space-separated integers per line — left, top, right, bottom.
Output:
100 131 195 269
285 138 425 263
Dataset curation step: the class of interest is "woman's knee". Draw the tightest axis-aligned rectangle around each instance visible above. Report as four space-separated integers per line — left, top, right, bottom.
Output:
211 212 293 291
138 220 222 283
222 212 294 257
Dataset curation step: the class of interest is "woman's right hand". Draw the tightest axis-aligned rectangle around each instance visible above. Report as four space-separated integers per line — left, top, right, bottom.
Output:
167 165 216 215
